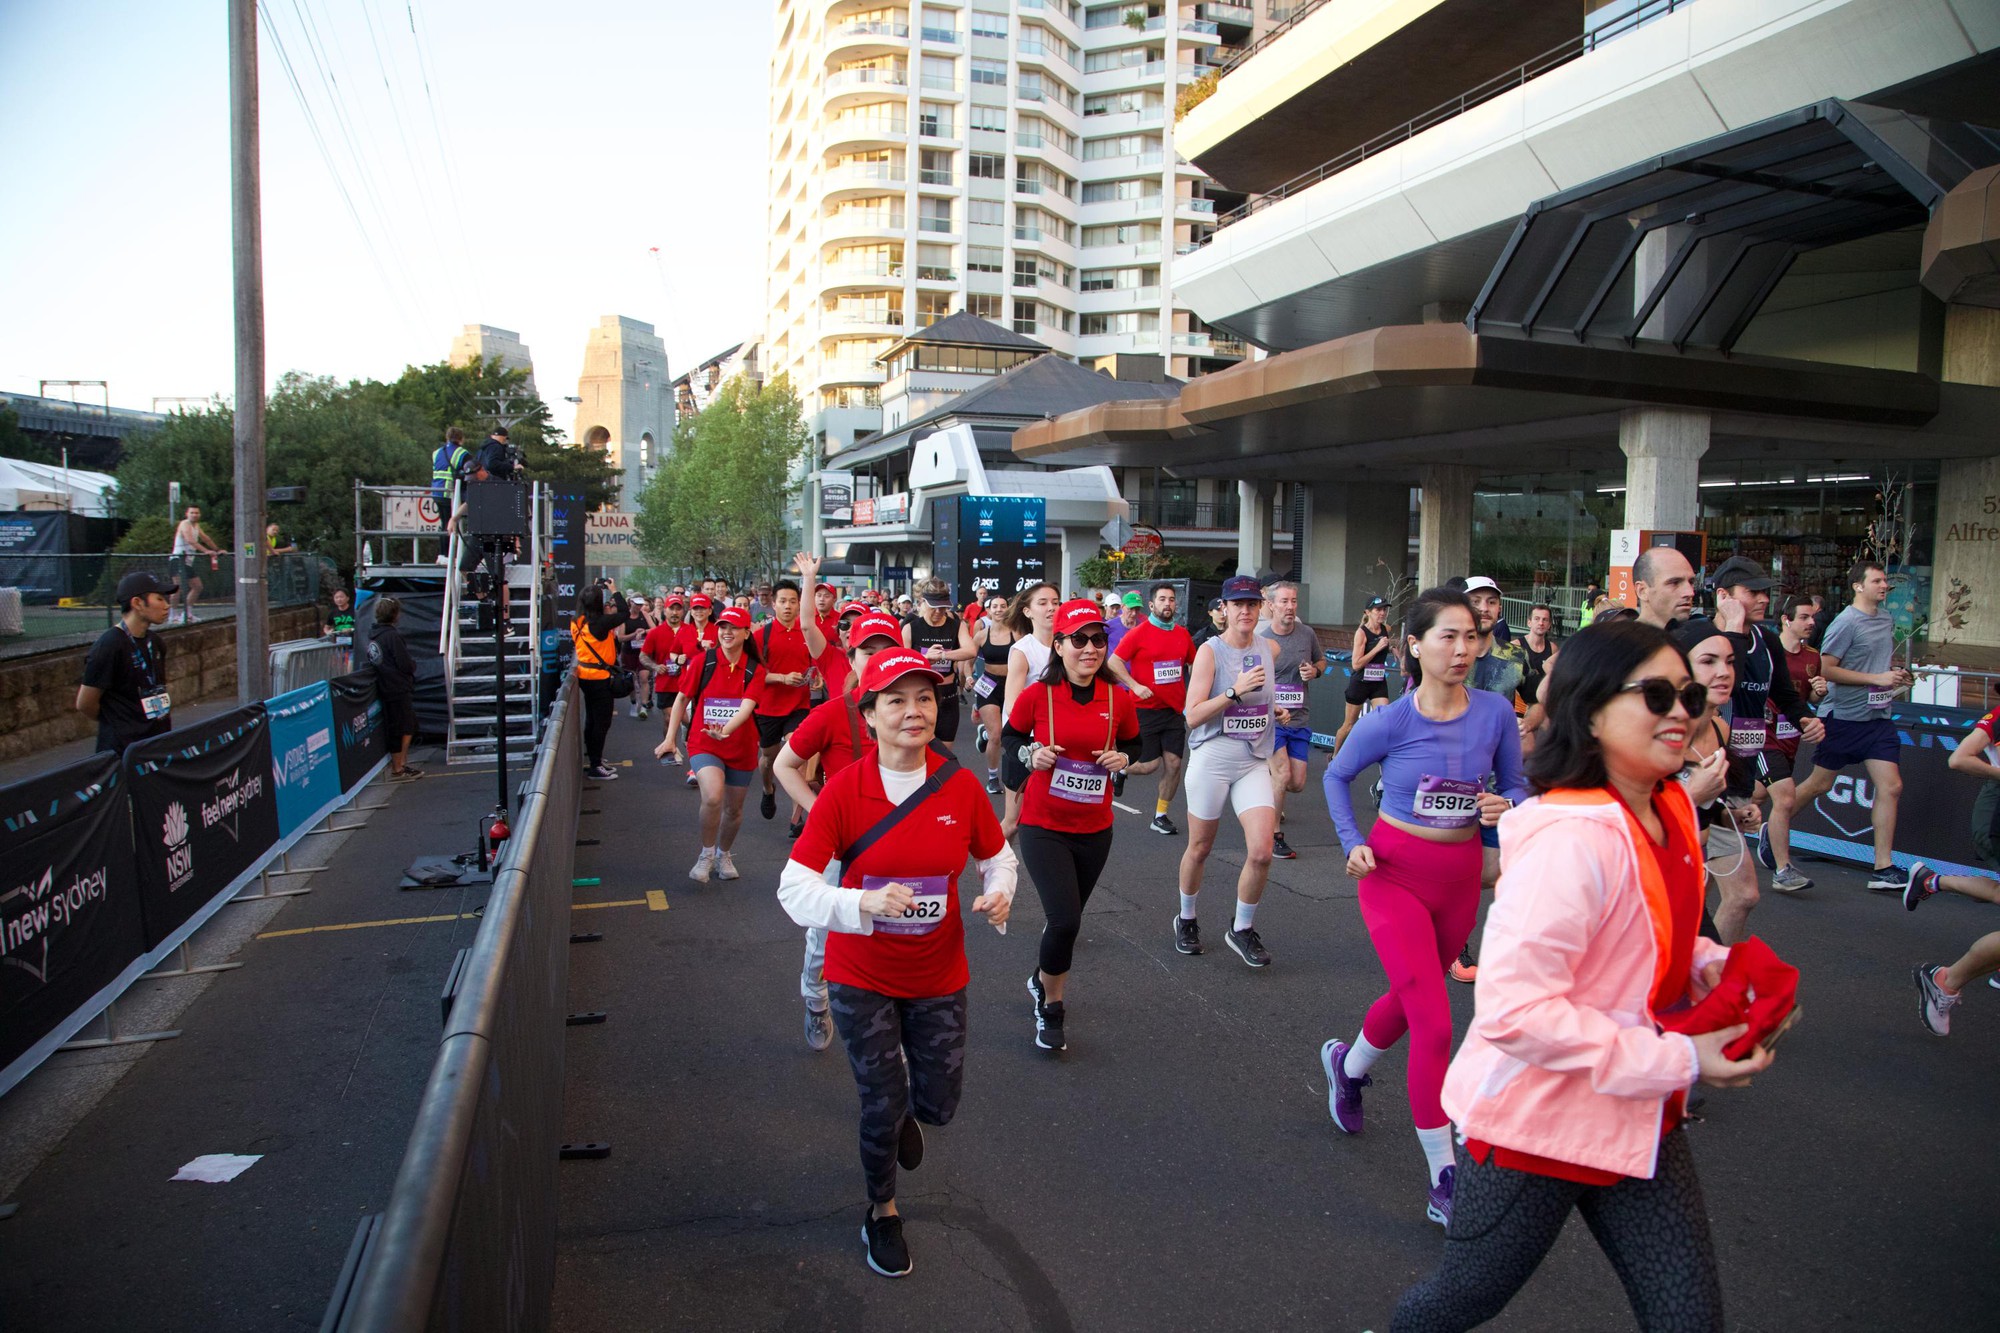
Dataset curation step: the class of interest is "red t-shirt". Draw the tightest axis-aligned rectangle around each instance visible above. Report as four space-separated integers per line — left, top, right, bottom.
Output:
793 750 1006 998
786 688 875 779
1769 643 1821 756
1113 620 1196 712
755 619 814 717
1008 678 1141 834
682 649 765 770
677 620 717 661
641 623 684 692
816 642 853 699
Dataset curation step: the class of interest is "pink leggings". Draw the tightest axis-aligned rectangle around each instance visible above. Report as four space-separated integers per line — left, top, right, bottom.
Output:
1357 821 1483 1131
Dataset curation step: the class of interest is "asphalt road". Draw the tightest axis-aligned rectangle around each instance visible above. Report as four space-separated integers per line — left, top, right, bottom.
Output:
551 707 2000 1332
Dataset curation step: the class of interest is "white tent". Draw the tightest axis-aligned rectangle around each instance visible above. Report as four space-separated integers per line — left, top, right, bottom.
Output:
0 456 117 517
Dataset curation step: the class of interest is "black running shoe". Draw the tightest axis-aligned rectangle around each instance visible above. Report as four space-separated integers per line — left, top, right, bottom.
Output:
1271 832 1297 860
1149 813 1179 836
760 790 777 821
1226 926 1271 968
897 1114 925 1170
1173 914 1203 955
1027 971 1065 1052
789 814 805 840
1113 769 1127 798
862 1209 913 1278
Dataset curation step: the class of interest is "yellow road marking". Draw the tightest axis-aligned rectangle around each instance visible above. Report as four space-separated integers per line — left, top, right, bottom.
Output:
646 890 669 911
570 897 646 911
258 898 649 938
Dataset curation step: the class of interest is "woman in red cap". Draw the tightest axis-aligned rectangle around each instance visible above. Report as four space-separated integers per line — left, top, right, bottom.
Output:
1003 597 1140 1054
666 593 721 786
971 592 1015 792
662 605 766 883
1000 581 1062 838
778 648 1017 1280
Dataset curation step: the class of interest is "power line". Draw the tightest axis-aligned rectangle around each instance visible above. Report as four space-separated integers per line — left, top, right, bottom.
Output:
403 0 485 312
357 0 469 318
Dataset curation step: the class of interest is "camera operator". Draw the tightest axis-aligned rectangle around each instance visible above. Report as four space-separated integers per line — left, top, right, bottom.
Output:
476 425 519 479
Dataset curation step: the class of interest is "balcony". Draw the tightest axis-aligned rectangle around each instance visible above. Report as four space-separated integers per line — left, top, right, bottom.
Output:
823 309 907 330
1170 331 1212 352
1181 196 1216 214
825 66 910 107
1208 335 1248 358
820 211 907 245
823 164 908 197
915 265 957 282
830 19 911 54
824 114 909 153
822 259 906 289
917 215 954 233
1133 497 1241 529
918 167 955 186
920 74 962 94
1197 2 1253 28
919 25 959 43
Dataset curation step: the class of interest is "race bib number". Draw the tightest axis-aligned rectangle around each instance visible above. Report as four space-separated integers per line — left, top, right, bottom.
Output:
702 697 742 730
974 672 997 700
1222 704 1267 737
665 661 681 676
1152 660 1183 685
1410 775 1483 829
1274 684 1306 710
1774 716 1799 741
1049 756 1109 804
140 690 172 722
1867 687 1894 710
865 874 949 936
1728 719 1769 756
1363 664 1386 682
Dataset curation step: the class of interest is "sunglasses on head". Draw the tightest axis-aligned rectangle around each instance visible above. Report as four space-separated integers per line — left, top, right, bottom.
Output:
1064 630 1109 649
1619 678 1709 717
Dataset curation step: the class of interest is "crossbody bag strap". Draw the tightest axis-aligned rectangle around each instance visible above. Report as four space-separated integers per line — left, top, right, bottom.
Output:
839 758 962 868
844 691 864 757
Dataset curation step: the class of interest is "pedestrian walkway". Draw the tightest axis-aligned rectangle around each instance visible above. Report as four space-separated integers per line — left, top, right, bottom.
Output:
550 714 2000 1330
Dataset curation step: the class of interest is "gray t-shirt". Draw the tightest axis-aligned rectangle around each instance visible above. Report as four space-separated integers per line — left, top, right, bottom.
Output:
1820 604 1896 721
1266 620 1320 726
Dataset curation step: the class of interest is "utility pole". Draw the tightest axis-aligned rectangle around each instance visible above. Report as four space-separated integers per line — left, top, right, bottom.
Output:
230 0 270 701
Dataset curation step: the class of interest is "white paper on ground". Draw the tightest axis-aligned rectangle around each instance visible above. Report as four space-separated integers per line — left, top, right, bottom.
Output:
172 1153 262 1183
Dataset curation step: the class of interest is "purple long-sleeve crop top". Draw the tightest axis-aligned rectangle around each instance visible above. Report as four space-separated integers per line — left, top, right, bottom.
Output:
1323 689 1528 854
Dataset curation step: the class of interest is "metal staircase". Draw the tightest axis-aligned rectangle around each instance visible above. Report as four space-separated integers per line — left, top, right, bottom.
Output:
442 483 548 766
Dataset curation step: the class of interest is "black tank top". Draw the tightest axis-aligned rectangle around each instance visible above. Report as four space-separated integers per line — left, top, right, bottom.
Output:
910 614 961 695
979 623 1014 668
1360 625 1387 653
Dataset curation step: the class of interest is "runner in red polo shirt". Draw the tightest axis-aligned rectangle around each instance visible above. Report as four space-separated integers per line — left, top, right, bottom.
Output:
777 649 1018 1280
754 578 815 830
639 595 688 762
661 605 765 882
1004 598 1140 1055
773 608 909 1051
672 595 720 788
1105 579 1195 836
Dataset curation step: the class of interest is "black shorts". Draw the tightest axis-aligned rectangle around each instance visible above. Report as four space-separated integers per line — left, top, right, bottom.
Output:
1138 706 1187 761
1759 747 1797 784
755 709 810 749
654 686 678 708
1345 674 1389 706
382 694 417 745
933 692 962 744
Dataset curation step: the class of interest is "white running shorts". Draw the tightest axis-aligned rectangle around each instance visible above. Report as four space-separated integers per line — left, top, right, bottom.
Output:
1184 740 1275 822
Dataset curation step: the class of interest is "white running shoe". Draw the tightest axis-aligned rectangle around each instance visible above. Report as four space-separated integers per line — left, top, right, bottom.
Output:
689 849 714 883
716 851 740 881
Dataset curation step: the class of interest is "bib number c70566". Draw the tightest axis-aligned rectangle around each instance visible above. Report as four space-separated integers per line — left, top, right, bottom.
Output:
1222 704 1267 737
1410 775 1483 829
1049 755 1109 803
865 874 949 936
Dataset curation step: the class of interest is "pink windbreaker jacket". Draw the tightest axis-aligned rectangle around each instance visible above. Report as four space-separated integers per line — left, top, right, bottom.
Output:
1440 786 1730 1179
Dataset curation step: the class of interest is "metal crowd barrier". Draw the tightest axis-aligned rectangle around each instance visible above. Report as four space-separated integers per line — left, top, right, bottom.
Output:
326 674 581 1333
271 637 353 693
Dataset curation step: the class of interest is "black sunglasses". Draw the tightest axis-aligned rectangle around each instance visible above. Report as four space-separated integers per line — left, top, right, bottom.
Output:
1063 631 1109 649
1619 678 1709 717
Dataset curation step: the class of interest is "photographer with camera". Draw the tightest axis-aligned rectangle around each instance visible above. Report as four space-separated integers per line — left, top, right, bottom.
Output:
476 425 519 479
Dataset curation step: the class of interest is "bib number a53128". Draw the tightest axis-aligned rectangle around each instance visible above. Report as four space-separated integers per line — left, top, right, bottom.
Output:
1049 756 1109 803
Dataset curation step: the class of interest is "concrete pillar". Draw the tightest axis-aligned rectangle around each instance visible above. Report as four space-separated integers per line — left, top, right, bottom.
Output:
1933 305 2000 647
1618 407 1710 532
1417 464 1478 589
1302 481 1413 623
1237 478 1275 577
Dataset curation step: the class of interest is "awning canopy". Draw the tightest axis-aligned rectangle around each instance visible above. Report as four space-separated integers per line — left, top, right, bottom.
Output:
1470 99 2000 352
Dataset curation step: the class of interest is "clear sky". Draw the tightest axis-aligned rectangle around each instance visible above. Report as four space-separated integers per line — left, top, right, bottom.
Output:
0 0 772 422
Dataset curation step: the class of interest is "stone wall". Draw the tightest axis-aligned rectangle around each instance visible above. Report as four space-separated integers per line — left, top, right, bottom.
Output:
0 607 320 763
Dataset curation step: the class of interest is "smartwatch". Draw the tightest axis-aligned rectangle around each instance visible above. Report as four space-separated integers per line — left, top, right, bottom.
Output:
1225 688 1240 702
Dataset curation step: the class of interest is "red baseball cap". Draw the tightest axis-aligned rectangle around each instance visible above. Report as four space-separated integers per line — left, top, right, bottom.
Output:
839 599 869 617
665 595 685 608
848 611 904 650
689 594 712 610
1054 598 1107 637
860 648 946 694
716 606 753 630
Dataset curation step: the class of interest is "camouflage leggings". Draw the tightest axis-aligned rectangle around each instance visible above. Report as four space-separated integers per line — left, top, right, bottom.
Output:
827 983 967 1204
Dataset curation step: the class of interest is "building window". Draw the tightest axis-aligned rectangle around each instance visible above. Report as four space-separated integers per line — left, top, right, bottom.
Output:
969 151 1005 179
968 198 1005 229
921 55 956 90
1081 222 1160 247
916 291 953 326
968 292 1002 319
970 105 1008 133
971 10 1008 38
920 148 954 185
967 245 1003 273
971 58 1006 86
1014 256 1039 289
1082 178 1159 205
1013 299 1039 336
919 102 954 137
920 197 954 233
920 5 957 41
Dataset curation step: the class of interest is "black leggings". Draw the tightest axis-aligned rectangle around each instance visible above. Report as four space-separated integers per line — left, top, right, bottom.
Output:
580 677 614 767
1393 1127 1722 1333
828 983 967 1205
1017 824 1115 977
933 692 961 743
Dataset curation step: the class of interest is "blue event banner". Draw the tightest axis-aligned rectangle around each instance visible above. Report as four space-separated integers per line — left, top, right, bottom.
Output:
267 682 341 839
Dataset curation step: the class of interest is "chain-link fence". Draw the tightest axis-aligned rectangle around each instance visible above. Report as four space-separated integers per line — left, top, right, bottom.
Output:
0 551 331 642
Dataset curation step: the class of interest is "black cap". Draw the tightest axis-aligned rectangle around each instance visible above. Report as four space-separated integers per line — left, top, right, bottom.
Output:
1366 596 1388 609
115 570 177 606
491 426 509 438
1207 598 1224 612
1672 616 1727 652
1712 555 1776 592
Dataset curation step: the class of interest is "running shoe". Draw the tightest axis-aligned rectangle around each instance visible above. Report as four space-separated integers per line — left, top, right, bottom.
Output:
1426 1166 1456 1228
662 751 683 767
760 790 777 820
1915 964 1960 1036
1904 862 1939 912
1772 865 1813 893
1321 1038 1370 1135
1450 948 1478 984
862 1211 912 1278
1173 915 1203 956
985 773 1001 795
1991 974 1999 991
1755 826 1776 871
975 722 990 751
804 1004 833 1052
391 767 425 781
689 849 714 883
1113 770 1127 798
1868 863 1911 893
1271 832 1297 860
1028 972 1066 1053
897 1114 925 1170
589 764 619 781
684 773 698 789
789 814 806 840
637 705 650 719
1225 926 1271 968
1149 813 1179 837
715 851 740 881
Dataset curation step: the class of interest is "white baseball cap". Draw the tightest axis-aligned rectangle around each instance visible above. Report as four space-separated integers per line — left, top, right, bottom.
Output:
1463 576 1502 595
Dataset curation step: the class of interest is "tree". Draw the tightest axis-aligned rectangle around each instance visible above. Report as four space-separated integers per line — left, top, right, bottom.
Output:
0 406 58 465
1075 546 1229 592
635 373 807 579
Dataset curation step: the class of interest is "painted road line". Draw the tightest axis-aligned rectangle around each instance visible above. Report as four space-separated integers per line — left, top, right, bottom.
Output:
571 898 647 911
646 890 669 911
258 900 649 939
1112 801 1146 815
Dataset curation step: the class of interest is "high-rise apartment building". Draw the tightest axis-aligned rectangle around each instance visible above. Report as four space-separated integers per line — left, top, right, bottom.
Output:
763 0 1271 456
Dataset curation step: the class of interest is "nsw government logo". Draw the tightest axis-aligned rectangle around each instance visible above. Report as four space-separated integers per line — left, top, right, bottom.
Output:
163 800 195 892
